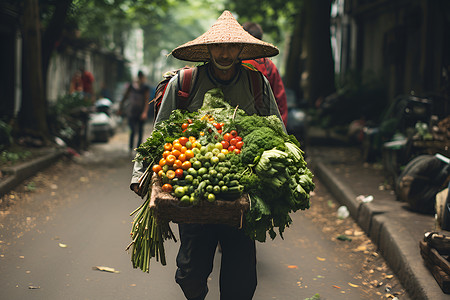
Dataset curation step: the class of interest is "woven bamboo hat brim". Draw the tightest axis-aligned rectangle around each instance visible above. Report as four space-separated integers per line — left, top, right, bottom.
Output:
171 10 279 62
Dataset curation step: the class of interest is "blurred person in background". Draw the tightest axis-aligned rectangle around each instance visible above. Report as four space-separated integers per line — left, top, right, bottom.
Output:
80 66 95 103
242 22 288 126
119 70 151 154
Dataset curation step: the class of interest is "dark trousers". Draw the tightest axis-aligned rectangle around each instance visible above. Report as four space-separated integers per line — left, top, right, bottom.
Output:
175 223 257 300
128 117 144 150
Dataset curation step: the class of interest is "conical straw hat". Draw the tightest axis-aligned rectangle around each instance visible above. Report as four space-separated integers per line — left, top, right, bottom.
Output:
171 10 279 62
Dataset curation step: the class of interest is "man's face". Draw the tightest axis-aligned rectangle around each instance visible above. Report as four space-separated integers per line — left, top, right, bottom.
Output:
208 44 242 68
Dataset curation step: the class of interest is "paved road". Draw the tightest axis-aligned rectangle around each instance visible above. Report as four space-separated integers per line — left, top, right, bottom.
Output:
0 126 406 300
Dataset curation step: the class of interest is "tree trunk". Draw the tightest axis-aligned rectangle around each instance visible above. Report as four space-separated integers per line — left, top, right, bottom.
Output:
41 0 73 97
18 0 49 140
304 0 335 106
284 10 305 101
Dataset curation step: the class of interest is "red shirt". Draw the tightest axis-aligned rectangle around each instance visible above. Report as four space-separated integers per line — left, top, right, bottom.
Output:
243 58 288 126
81 71 95 94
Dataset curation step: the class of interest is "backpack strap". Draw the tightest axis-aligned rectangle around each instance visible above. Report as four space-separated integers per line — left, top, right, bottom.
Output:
249 69 263 113
176 67 195 110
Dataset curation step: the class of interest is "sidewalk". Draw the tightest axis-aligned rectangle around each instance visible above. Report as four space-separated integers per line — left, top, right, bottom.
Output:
307 130 450 300
0 147 66 197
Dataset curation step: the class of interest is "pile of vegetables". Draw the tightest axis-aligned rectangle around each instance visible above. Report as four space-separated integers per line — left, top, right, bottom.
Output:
127 88 314 272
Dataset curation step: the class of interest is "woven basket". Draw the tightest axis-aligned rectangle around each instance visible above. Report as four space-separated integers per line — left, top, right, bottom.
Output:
151 175 250 228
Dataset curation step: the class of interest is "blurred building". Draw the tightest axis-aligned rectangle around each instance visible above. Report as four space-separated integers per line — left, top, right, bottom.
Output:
331 0 450 101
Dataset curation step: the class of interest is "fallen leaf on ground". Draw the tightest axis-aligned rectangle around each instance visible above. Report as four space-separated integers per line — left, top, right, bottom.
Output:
58 243 67 248
316 256 326 261
92 266 120 273
28 285 40 289
287 265 298 269
348 282 359 287
332 285 341 289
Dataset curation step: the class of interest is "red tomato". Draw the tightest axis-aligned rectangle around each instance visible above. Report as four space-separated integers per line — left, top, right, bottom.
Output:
219 122 225 128
230 138 237 146
221 140 230 149
233 149 241 154
223 133 232 142
179 136 189 146
181 123 189 130
230 130 237 137
228 145 236 152
213 122 222 130
175 168 184 178
236 136 243 141
236 141 244 149
162 183 173 193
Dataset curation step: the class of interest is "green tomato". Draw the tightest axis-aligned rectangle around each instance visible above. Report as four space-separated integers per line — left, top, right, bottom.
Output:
192 147 201 155
205 152 213 160
185 141 192 149
193 160 202 170
180 195 190 205
187 167 198 177
221 185 229 192
207 193 216 202
212 148 220 156
206 185 213 193
200 146 208 155
210 156 220 165
217 152 226 161
197 167 208 176
213 185 221 194
174 186 185 198
207 143 215 152
209 169 218 177
185 174 194 183
214 142 223 151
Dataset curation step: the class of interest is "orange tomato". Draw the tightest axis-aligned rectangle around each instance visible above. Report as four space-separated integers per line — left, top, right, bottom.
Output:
163 150 171 159
179 136 188 146
162 183 173 193
180 146 187 153
173 159 183 169
181 161 192 170
173 142 182 151
172 149 181 158
178 153 187 162
164 143 172 151
152 164 162 173
166 170 176 180
175 168 184 178
189 136 196 143
159 158 167 167
184 149 194 160
158 170 164 177
166 154 176 166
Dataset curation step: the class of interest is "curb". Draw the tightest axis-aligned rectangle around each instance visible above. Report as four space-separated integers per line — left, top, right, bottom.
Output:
0 148 66 197
310 159 450 300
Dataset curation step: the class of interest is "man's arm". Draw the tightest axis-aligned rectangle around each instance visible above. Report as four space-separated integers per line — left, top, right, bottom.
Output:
130 78 179 195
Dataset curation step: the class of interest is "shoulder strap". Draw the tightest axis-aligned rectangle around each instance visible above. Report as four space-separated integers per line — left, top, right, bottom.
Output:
176 67 195 110
249 69 263 111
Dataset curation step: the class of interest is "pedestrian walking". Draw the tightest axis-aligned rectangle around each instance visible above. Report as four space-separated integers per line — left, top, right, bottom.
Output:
129 10 283 300
119 70 151 154
242 22 288 126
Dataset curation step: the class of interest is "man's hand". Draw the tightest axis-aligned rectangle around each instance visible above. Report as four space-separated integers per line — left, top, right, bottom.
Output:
131 183 142 196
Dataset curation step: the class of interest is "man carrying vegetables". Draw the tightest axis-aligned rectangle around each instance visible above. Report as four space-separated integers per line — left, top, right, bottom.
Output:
130 10 284 300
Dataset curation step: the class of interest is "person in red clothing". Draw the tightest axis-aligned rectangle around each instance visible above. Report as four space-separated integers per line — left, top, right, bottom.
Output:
242 22 288 126
80 66 95 103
